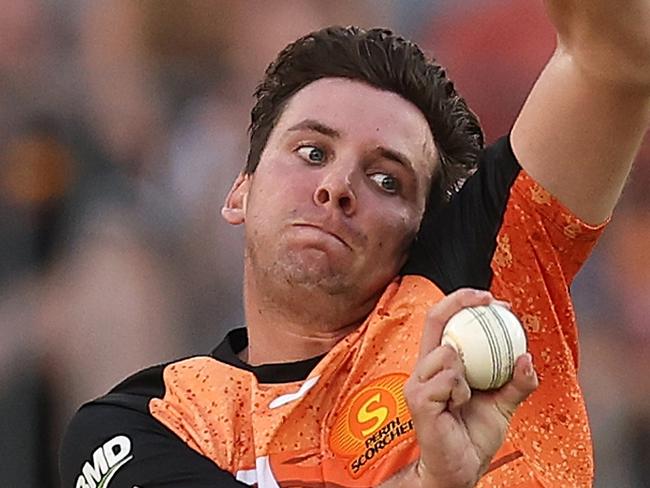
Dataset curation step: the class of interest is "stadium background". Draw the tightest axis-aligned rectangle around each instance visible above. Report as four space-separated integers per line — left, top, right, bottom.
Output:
0 1 648 486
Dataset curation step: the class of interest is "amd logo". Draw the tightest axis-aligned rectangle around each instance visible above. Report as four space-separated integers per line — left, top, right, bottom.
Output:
75 435 133 488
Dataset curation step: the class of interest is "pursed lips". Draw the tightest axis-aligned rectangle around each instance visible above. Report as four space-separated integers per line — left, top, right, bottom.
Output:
291 223 353 250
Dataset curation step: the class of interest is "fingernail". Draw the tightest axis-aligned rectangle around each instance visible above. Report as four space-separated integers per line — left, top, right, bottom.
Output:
524 353 534 376
415 459 428 478
472 289 491 298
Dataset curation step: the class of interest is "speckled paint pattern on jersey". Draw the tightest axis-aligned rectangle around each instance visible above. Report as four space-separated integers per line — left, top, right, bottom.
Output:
148 170 604 487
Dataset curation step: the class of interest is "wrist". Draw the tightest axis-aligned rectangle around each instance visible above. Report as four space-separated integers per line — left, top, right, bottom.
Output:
414 459 478 488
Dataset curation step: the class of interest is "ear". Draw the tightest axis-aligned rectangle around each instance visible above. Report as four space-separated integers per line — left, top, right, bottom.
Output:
221 173 251 225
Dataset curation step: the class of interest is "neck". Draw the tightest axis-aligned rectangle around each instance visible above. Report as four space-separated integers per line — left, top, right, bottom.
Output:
243 310 360 365
242 266 373 365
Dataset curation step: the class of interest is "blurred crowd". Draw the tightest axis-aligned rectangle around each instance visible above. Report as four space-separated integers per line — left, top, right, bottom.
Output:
0 1 647 486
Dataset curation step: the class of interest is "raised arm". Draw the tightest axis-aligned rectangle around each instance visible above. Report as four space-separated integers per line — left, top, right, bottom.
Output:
511 0 650 224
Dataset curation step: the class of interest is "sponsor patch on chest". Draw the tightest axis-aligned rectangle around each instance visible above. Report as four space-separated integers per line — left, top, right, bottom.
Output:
329 373 414 477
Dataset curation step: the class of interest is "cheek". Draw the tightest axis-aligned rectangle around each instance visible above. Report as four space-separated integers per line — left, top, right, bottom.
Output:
367 206 420 256
248 159 317 217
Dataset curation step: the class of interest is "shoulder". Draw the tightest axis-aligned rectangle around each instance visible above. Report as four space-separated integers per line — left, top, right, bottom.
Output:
63 362 168 444
60 360 247 487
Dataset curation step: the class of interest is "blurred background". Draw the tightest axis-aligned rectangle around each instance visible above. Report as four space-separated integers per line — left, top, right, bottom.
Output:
0 0 648 486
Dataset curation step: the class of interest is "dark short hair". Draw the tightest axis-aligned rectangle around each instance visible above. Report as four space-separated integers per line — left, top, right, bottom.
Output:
245 26 484 205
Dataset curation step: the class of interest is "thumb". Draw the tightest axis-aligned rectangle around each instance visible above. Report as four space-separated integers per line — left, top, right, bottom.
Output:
418 289 494 360
493 353 538 418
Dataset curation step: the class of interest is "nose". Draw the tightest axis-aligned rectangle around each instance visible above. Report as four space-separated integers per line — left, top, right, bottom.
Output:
313 168 357 216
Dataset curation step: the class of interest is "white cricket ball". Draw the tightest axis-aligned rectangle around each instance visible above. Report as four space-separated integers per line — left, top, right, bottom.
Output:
441 304 527 390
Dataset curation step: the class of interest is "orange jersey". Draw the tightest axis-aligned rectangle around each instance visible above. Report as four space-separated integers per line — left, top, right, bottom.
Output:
61 137 604 488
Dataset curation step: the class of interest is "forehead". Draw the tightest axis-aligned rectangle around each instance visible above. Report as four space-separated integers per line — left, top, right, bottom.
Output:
274 78 437 173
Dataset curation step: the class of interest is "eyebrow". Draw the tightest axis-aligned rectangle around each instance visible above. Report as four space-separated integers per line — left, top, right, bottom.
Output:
372 146 415 173
287 118 416 173
287 119 341 138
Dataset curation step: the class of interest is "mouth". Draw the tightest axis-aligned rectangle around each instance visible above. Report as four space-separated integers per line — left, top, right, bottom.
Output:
291 223 352 250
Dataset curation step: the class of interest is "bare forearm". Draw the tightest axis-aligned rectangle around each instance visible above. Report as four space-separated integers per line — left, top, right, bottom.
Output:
545 0 650 89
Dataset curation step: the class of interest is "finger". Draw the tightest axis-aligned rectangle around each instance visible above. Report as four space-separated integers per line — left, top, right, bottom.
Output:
418 288 494 360
417 369 470 408
416 346 472 409
493 353 539 418
449 374 472 411
415 344 462 383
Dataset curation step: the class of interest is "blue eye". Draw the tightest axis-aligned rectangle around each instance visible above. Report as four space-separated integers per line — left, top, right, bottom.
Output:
297 145 326 164
369 173 399 194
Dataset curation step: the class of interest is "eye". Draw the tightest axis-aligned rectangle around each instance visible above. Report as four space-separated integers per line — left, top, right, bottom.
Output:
369 173 400 194
297 145 326 164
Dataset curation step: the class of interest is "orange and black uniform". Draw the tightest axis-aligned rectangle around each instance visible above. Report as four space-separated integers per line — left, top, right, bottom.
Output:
60 137 604 487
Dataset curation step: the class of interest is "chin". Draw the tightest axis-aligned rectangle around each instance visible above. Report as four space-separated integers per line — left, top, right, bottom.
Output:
248 241 359 297
275 252 354 296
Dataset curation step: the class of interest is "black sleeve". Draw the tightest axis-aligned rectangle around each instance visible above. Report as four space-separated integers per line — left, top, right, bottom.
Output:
60 401 247 488
402 135 521 293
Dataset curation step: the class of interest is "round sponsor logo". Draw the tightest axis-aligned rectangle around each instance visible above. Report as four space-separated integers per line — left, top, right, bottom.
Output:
330 373 411 458
347 386 398 440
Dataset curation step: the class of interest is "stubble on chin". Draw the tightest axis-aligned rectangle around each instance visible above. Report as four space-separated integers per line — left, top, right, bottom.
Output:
245 239 391 328
247 241 355 298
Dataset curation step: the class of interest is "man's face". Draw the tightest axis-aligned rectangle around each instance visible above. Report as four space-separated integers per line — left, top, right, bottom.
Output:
226 78 437 307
